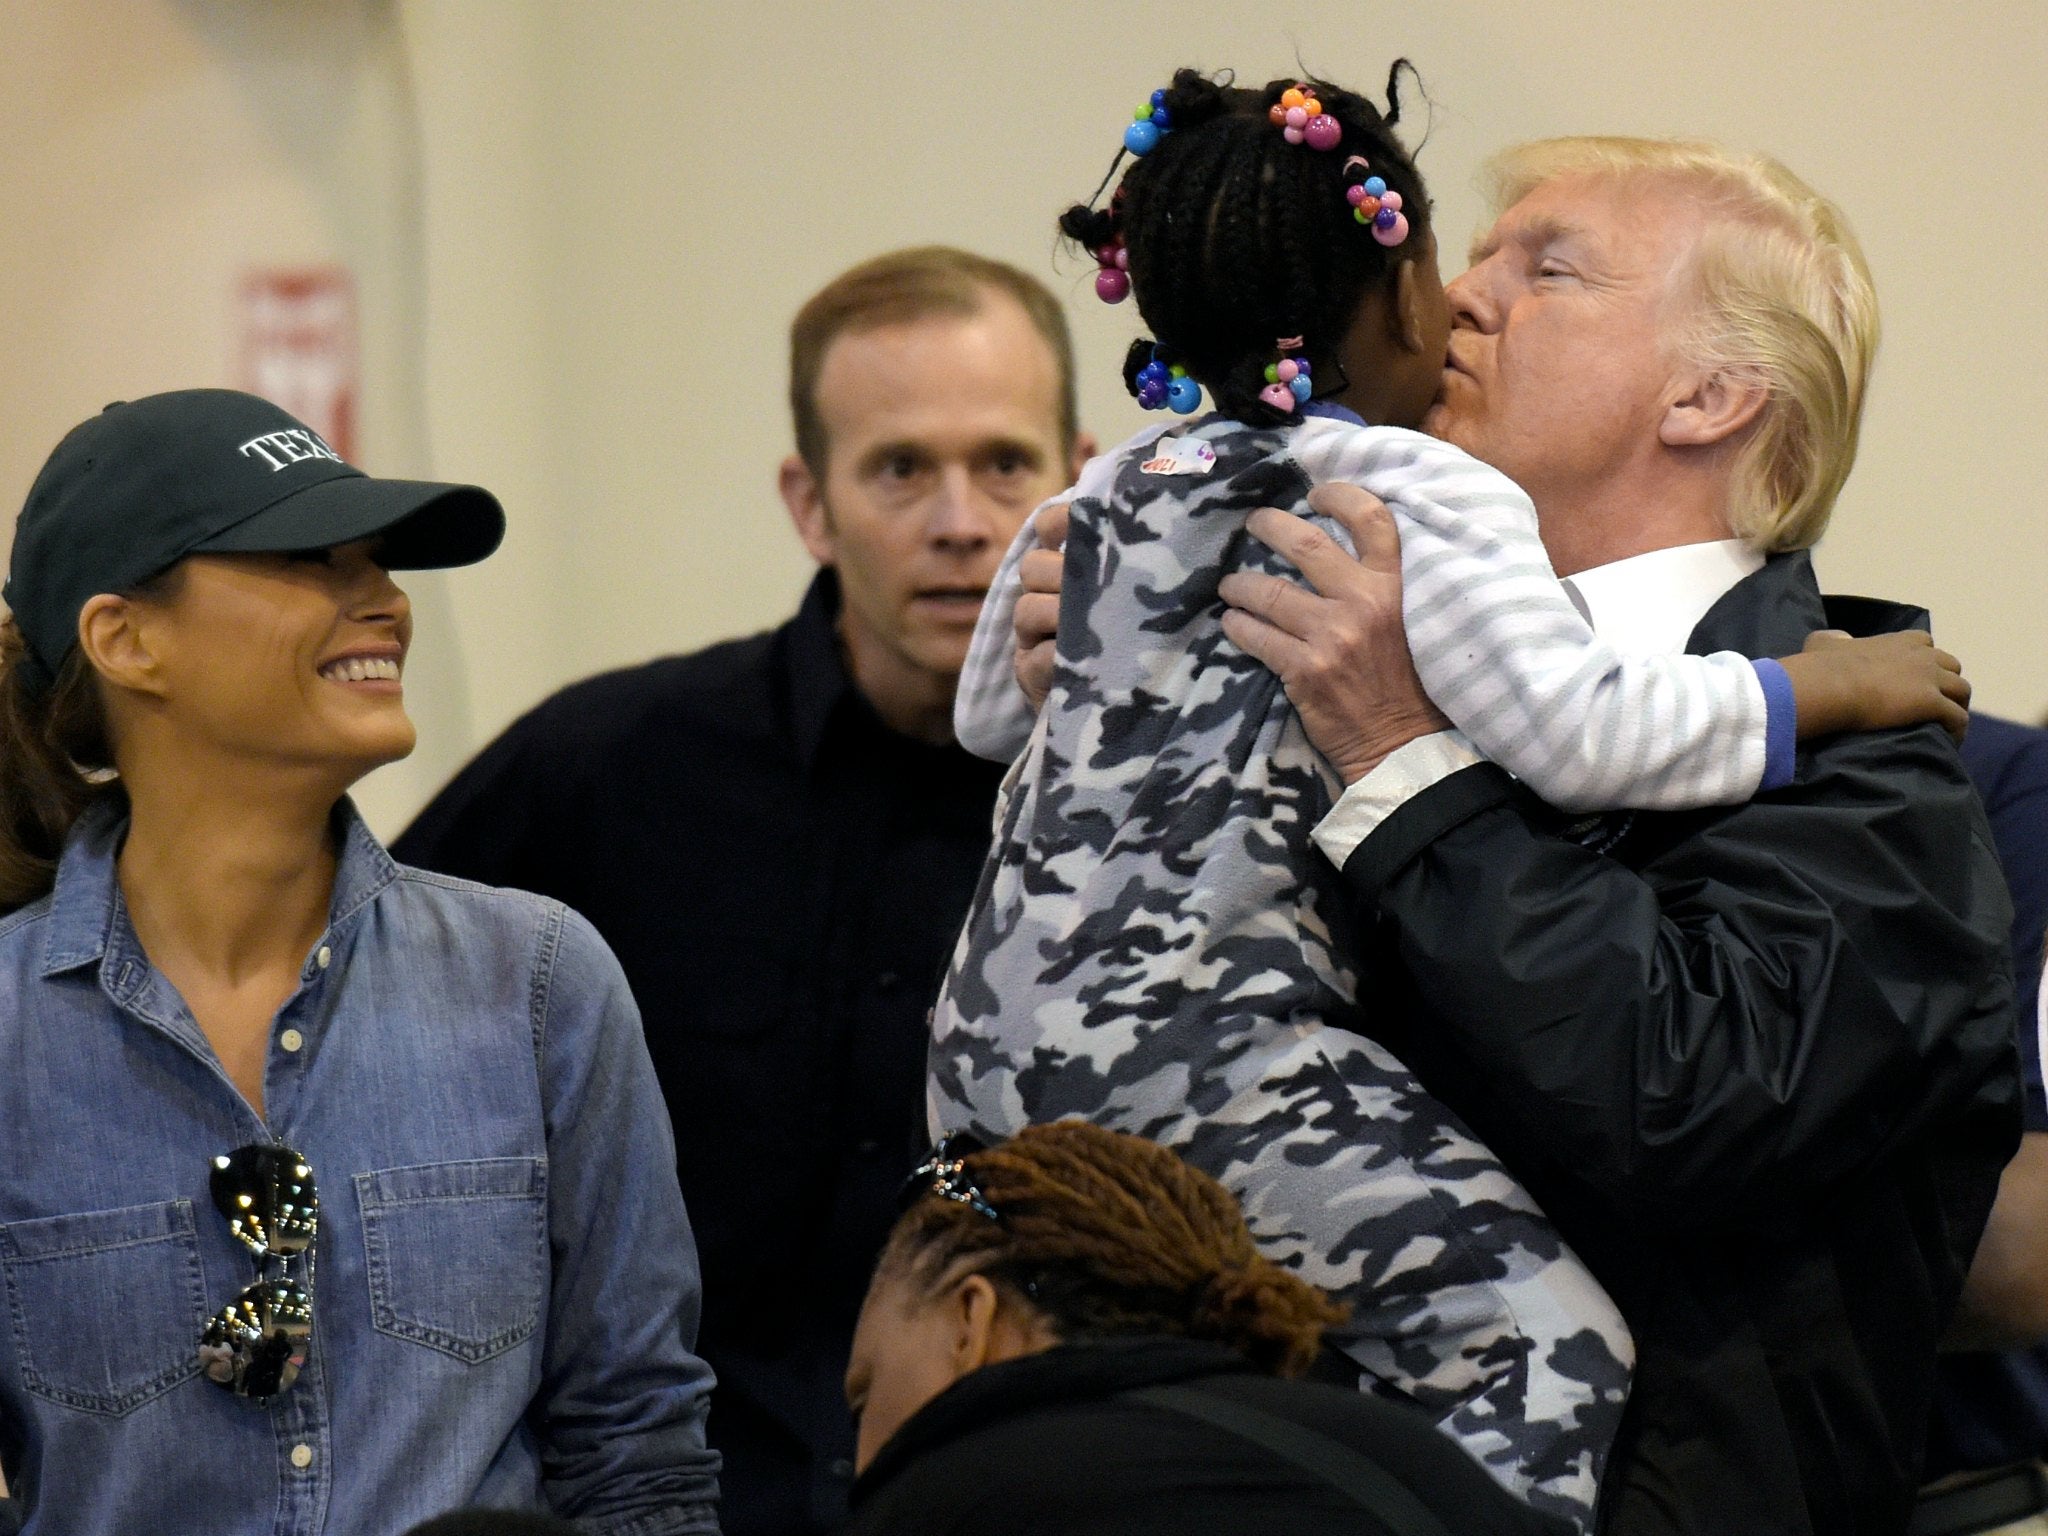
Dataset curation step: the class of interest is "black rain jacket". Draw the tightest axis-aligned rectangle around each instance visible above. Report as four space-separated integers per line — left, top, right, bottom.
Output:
844 1337 1569 1536
1344 552 2021 1536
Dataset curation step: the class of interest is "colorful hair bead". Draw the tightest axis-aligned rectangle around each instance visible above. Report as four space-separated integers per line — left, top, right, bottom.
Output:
1342 156 1409 247
1125 89 1172 156
1135 349 1202 414
1093 240 1131 304
1371 191 1409 247
1269 84 1340 151
1259 337 1311 414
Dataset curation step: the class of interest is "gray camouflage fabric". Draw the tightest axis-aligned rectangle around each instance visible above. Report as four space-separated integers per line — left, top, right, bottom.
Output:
930 415 1635 1528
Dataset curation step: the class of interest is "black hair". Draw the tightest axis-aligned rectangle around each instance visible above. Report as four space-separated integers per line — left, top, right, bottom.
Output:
1060 64 1430 424
0 616 125 915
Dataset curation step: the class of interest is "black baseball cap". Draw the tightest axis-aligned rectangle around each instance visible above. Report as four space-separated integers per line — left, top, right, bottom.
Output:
4 389 505 688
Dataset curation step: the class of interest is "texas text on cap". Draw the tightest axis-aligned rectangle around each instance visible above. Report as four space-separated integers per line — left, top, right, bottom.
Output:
3 388 505 688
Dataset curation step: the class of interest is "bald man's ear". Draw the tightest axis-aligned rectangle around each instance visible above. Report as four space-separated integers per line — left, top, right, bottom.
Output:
778 454 836 568
1661 367 1768 450
76 593 169 700
1067 432 1099 484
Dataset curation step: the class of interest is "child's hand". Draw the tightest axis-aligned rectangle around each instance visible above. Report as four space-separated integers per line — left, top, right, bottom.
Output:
1777 629 1971 744
1013 503 1069 711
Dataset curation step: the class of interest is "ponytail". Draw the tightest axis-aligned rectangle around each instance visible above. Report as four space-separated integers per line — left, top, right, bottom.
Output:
0 618 118 913
886 1121 1346 1378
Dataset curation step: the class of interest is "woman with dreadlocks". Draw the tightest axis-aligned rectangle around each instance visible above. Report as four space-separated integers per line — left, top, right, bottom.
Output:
928 66 1965 1527
842 1123 1566 1536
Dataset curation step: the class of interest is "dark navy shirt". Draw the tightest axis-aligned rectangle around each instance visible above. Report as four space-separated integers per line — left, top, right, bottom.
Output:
395 572 1004 1536
1928 711 2048 1471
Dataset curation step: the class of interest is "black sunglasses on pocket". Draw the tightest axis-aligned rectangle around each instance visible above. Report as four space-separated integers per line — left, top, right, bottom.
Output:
197 1144 317 1400
897 1132 1001 1223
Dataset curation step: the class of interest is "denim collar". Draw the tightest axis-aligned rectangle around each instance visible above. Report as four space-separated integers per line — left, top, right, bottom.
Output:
40 795 397 979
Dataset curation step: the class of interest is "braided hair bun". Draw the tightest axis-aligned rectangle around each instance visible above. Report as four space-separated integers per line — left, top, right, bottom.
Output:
886 1121 1347 1378
1058 63 1431 424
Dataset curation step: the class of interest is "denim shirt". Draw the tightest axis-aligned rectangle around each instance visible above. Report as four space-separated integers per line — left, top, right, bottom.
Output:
0 801 720 1536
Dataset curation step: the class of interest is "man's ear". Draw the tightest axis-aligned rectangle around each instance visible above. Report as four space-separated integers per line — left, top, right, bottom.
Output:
1390 259 1430 355
778 454 836 567
76 593 169 699
1660 367 1768 449
1066 431 1099 484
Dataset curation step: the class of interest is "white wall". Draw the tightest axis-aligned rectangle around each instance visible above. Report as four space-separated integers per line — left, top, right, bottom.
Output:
0 0 473 832
6 1 2046 838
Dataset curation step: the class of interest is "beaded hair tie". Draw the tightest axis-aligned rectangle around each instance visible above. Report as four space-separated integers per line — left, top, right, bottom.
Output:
1258 336 1313 414
1268 84 1341 150
1343 155 1409 247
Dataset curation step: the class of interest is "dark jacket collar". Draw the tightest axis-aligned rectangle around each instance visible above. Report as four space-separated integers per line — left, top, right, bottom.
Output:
851 1337 1255 1508
1687 548 1931 658
783 566 1000 777
785 568 854 770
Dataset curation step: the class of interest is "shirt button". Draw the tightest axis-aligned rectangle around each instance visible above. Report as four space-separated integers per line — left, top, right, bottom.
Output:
290 1443 313 1469
316 945 332 970
280 1029 305 1054
829 1458 854 1480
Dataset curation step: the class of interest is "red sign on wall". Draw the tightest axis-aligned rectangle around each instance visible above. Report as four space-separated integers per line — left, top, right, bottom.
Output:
236 268 358 462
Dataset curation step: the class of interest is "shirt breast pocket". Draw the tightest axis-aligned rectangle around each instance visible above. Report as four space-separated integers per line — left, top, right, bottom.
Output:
356 1157 547 1364
0 1200 207 1416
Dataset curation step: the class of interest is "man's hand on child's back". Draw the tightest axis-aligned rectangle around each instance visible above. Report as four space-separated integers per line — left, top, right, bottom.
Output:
1778 627 1971 744
1220 483 1449 785
1013 503 1069 711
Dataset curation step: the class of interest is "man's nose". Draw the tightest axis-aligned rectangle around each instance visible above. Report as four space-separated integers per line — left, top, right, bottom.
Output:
927 467 995 549
1445 265 1494 332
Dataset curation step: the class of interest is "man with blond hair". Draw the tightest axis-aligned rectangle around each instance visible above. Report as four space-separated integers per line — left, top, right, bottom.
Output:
1005 139 2017 1531
400 246 1093 1535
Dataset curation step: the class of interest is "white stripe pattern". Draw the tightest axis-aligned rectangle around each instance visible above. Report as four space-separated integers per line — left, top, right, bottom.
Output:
960 418 1765 815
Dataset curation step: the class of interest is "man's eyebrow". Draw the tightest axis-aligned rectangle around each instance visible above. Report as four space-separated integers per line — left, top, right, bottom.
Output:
855 435 1049 472
856 439 931 470
974 436 1048 464
1468 213 1581 267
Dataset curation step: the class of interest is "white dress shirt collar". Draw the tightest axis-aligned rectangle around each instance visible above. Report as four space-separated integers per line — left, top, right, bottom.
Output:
1313 536 1768 870
1560 539 1764 655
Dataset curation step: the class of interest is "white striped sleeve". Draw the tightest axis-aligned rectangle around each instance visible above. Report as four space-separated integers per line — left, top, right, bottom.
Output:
952 510 1045 763
1290 423 1767 816
951 425 1170 764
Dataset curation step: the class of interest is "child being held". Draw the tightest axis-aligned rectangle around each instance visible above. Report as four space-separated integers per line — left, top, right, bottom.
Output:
929 67 1959 1527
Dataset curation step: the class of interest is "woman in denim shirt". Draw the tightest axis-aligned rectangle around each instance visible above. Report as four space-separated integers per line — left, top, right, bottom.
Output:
0 392 721 1536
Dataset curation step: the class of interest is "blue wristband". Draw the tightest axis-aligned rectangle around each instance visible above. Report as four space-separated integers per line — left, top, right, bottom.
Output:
1752 657 1797 790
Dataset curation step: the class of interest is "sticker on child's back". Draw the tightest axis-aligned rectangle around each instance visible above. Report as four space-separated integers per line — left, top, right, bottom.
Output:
1140 437 1216 476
